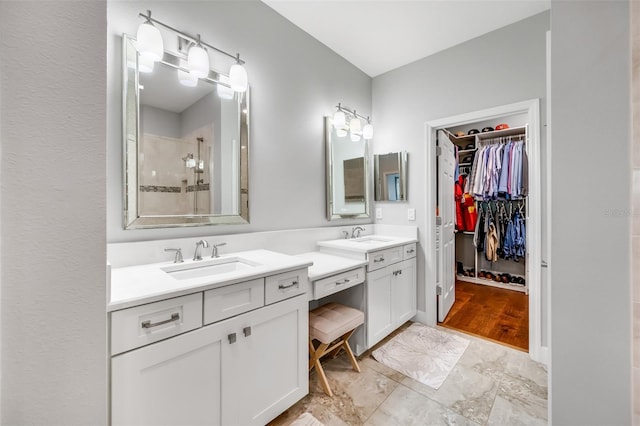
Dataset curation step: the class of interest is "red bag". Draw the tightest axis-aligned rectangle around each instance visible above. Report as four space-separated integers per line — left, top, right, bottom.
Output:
461 193 477 231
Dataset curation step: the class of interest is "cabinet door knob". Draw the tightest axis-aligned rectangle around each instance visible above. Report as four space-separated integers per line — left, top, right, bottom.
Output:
243 326 252 337
228 333 237 344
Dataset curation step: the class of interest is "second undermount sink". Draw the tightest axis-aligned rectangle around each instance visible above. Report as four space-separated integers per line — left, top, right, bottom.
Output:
162 257 261 280
352 236 394 243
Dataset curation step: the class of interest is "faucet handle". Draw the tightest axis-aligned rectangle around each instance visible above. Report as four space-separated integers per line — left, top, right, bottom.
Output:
211 242 227 258
164 248 184 263
342 231 350 239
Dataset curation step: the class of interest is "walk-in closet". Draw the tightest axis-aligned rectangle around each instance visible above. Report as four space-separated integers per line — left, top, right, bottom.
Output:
435 110 535 352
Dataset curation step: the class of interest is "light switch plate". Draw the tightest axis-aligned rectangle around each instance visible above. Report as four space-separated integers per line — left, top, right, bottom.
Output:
407 208 416 221
375 207 383 219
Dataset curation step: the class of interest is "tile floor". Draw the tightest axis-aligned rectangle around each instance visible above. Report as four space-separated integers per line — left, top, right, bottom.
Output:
270 322 548 426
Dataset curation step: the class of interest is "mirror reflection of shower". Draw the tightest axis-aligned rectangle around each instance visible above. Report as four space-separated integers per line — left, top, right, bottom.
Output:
183 137 208 214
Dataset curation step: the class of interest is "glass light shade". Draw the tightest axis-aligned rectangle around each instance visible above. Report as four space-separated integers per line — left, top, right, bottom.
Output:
178 59 197 87
350 132 361 142
188 45 209 79
217 75 234 100
333 110 346 128
136 22 164 62
363 123 374 139
349 117 362 133
336 128 348 138
229 63 248 92
186 158 196 168
138 54 155 73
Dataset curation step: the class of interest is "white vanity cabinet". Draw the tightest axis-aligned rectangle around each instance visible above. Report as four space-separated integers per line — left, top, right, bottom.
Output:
110 268 309 426
367 256 417 347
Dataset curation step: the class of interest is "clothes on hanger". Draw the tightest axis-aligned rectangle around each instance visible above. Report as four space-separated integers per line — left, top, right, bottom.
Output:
473 200 526 262
467 137 528 200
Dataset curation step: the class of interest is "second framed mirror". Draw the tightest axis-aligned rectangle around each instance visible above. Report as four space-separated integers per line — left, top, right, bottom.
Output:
374 151 408 201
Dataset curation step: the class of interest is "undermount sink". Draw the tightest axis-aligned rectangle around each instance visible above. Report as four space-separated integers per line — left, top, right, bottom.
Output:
162 257 261 280
352 236 394 243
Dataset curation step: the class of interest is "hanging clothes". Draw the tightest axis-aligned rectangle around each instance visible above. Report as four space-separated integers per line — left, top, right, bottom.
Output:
474 200 526 263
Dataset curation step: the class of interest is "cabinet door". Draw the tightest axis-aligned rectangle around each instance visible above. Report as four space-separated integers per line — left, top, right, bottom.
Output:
391 258 417 326
366 267 394 348
111 324 225 426
222 294 308 426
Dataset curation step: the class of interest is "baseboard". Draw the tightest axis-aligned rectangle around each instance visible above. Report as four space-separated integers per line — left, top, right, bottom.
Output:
538 345 549 366
412 310 429 325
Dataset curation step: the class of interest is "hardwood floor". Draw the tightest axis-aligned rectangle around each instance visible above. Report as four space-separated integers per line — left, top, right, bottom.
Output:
439 280 529 351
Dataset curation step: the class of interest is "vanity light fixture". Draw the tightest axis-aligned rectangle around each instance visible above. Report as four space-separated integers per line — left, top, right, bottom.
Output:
187 35 209 79
136 11 164 62
334 103 373 140
136 10 248 91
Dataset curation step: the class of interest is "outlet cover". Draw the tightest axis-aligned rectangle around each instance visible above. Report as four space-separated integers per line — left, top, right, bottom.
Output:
407 208 416 221
375 207 383 219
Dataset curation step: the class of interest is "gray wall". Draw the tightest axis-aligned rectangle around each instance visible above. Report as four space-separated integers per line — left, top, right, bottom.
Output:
371 12 549 324
0 1 107 424
550 1 631 424
107 1 372 243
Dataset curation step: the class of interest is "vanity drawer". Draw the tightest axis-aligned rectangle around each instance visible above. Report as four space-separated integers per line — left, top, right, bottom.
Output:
110 293 203 356
403 243 417 260
265 268 308 305
204 278 265 325
313 266 366 300
367 246 403 271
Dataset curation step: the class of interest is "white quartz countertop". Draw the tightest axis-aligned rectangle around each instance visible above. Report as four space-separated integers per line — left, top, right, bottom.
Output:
296 251 368 282
109 249 312 312
316 235 417 254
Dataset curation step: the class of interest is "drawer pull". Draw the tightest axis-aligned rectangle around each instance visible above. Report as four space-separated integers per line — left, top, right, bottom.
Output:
406 249 415 254
336 278 350 285
228 333 237 344
393 270 403 276
141 313 180 329
373 257 385 263
279 281 299 290
243 326 252 337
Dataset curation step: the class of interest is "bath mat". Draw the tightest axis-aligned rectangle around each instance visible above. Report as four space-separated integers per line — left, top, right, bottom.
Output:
372 323 469 389
289 412 324 426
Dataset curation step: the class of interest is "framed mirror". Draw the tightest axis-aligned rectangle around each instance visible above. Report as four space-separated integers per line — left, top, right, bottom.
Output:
325 116 370 220
122 34 249 229
374 151 408 201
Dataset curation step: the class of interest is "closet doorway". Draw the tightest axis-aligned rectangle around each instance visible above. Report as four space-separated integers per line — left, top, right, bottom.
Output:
425 99 543 361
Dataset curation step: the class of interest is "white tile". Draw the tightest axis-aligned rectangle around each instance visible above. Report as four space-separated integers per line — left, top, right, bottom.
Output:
487 395 547 426
365 384 477 426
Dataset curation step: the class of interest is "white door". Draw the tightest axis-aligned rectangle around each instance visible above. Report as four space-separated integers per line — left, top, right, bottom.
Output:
437 130 456 322
111 324 225 426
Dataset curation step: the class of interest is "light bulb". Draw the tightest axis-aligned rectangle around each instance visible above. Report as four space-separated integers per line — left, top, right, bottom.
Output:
178 59 198 87
229 63 248 92
349 117 362 134
363 123 374 140
217 75 234 100
333 110 346 128
138 54 155 73
136 21 163 62
188 44 209 79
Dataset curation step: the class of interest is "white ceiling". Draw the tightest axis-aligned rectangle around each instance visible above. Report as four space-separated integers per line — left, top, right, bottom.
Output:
261 0 550 77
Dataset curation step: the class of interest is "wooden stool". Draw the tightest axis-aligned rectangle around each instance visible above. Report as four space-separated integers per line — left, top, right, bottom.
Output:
308 302 364 396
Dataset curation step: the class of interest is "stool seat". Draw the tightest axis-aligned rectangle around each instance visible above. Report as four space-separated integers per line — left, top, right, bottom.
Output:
308 302 364 397
309 303 364 344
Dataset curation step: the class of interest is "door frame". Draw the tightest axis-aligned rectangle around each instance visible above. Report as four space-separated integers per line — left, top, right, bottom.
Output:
423 99 544 363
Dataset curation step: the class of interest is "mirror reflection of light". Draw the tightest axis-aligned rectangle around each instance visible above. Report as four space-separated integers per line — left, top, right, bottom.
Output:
138 55 155 73
336 129 348 138
178 59 198 87
217 75 234 100
242 108 247 114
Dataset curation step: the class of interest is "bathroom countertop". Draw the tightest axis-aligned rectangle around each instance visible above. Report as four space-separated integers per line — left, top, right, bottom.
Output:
109 249 312 312
316 235 417 255
296 251 368 282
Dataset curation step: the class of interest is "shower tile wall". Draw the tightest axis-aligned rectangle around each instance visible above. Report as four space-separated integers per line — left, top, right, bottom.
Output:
139 125 213 216
633 3 640 423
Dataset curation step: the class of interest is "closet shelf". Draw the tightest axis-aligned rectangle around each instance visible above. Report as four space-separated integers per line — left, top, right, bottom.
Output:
476 125 526 140
454 230 474 235
459 162 472 166
456 274 527 294
458 149 477 154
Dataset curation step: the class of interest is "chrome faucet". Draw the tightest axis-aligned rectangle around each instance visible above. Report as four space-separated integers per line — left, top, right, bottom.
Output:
193 239 209 261
351 226 365 239
211 242 227 258
164 248 183 263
